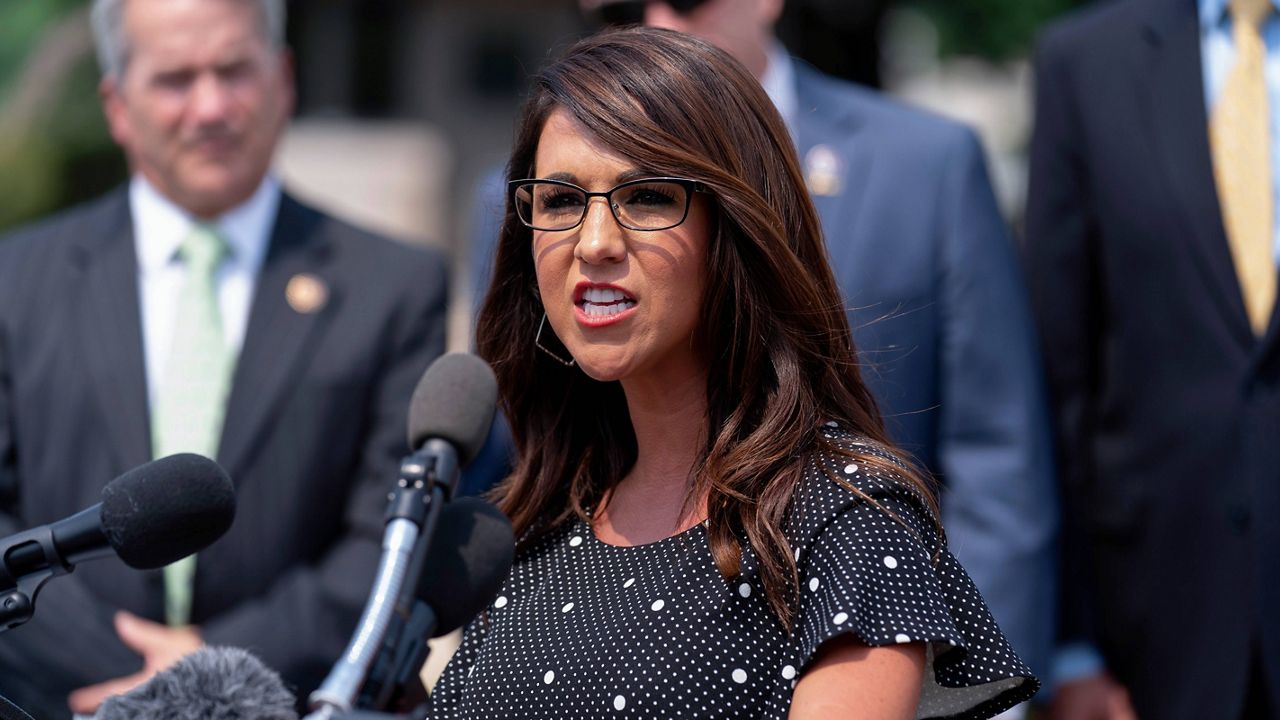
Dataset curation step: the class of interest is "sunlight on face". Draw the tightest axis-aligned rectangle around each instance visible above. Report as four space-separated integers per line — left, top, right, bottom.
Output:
102 0 294 218
531 109 712 389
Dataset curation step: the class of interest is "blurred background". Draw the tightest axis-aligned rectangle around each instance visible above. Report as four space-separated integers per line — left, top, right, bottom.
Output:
0 0 1089 346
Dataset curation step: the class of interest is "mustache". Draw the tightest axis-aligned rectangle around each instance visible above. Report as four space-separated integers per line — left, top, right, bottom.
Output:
184 124 239 147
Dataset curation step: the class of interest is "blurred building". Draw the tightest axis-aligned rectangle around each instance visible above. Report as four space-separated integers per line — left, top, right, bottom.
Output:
287 0 582 233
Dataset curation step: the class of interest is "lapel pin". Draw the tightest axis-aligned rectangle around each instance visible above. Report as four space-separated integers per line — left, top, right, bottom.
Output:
286 273 328 314
804 144 843 197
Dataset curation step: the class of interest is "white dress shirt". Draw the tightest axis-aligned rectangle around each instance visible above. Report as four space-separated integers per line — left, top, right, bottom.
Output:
130 175 279 406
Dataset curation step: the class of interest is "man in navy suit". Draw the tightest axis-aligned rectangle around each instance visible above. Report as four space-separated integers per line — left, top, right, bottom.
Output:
0 0 446 716
1027 0 1280 717
469 0 1058 689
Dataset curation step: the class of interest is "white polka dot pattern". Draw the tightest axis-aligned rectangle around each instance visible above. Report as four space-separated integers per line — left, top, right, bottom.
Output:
427 425 1037 718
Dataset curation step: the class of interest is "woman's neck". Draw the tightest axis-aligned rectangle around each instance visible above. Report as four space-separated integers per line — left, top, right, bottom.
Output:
593 367 708 546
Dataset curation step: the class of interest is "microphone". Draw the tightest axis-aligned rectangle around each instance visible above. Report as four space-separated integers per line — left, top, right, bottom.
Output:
0 454 235 631
93 646 297 720
356 497 513 712
406 352 499 473
309 354 497 716
413 497 514 637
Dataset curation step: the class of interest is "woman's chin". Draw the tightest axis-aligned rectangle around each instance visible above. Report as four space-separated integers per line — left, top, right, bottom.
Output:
571 352 634 384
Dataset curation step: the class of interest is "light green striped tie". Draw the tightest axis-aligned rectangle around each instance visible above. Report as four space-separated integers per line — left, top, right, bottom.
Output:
151 224 235 626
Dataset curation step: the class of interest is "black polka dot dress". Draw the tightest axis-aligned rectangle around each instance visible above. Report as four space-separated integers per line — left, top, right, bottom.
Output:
428 425 1038 718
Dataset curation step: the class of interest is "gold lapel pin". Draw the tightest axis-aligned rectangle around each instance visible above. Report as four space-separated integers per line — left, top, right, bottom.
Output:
804 144 843 197
286 273 328 314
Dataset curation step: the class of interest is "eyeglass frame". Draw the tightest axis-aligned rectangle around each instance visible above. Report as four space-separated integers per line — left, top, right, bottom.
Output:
508 176 711 232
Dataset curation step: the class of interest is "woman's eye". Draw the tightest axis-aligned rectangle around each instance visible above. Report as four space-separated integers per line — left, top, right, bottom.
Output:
622 186 678 207
539 191 585 212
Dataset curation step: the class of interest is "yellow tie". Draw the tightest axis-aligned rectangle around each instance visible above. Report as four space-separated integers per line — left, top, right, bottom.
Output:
1211 0 1277 335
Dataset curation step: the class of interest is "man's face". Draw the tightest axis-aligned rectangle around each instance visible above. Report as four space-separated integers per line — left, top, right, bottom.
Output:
101 0 294 218
588 0 782 77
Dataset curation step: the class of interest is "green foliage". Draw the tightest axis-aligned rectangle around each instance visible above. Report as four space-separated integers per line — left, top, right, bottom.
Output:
0 137 61 230
0 0 87 98
0 1 125 233
910 0 1084 61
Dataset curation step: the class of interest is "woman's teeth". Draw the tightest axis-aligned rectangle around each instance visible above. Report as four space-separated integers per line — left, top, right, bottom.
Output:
580 287 636 317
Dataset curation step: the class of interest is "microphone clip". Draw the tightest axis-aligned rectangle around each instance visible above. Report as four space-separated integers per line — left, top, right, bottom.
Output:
384 438 459 527
0 525 69 633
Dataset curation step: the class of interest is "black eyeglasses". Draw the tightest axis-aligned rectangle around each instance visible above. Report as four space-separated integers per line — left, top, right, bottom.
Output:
588 0 711 27
509 177 708 232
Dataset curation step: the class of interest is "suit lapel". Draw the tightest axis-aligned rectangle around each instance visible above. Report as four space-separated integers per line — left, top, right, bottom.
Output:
1139 0 1255 348
1250 273 1280 367
73 191 152 472
216 194 336 482
792 64 873 243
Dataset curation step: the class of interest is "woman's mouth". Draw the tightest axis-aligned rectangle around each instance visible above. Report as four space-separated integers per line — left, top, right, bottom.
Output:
579 287 636 317
575 284 637 326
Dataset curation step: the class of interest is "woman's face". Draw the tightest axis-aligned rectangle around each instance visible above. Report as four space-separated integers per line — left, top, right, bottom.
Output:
530 109 712 386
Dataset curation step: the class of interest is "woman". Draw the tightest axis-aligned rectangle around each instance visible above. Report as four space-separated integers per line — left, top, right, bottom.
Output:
433 27 1037 718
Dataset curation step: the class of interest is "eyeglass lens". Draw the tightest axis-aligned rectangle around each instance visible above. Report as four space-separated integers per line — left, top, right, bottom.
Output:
515 181 692 231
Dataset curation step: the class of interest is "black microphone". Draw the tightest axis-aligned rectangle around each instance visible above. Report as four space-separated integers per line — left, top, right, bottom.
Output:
0 453 235 631
413 497 514 637
93 646 297 720
406 351 499 485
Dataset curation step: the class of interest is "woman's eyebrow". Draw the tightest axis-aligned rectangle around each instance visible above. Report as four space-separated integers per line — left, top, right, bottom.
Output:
536 168 655 185
615 169 656 183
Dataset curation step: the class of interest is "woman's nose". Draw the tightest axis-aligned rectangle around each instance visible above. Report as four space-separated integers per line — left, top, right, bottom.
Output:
574 197 626 265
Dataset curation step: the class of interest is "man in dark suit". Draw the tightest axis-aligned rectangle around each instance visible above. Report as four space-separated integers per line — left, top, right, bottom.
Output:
470 0 1058 689
0 0 447 716
1026 0 1280 717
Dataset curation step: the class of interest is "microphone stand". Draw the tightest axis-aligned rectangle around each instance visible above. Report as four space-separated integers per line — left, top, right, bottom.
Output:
362 598 436 710
359 438 463 711
307 439 458 718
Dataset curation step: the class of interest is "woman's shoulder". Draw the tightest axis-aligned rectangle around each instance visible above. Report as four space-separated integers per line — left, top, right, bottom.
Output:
784 423 1039 715
788 422 940 548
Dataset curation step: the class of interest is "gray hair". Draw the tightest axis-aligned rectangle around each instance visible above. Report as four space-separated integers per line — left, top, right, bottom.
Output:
90 0 286 80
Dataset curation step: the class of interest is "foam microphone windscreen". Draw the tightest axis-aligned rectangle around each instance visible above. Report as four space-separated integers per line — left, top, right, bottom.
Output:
417 497 514 636
94 646 296 720
100 453 236 570
406 353 498 466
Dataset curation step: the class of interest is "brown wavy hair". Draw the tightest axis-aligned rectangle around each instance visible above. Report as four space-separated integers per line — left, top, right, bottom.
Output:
475 27 938 629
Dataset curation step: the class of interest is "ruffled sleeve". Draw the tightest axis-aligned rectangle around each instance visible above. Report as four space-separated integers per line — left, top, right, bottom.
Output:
786 428 1038 719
